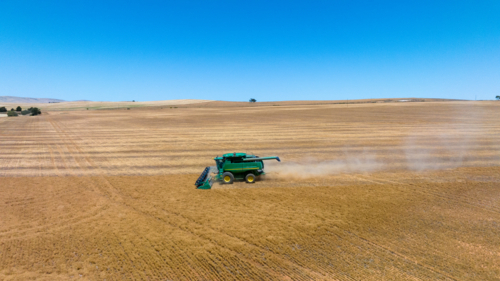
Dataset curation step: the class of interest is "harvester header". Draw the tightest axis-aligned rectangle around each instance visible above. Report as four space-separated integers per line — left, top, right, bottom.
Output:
195 153 281 189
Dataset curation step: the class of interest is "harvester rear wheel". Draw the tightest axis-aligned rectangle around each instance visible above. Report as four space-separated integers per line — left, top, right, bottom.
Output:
245 173 256 183
222 172 234 184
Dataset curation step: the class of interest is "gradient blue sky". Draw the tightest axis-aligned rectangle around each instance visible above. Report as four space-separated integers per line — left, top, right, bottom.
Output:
1 1 499 102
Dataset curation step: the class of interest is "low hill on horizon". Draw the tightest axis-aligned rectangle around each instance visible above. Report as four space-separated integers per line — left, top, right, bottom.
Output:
0 96 65 103
0 99 212 111
0 97 474 111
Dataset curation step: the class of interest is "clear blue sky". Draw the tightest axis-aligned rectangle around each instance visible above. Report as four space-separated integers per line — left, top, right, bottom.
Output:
1 1 499 102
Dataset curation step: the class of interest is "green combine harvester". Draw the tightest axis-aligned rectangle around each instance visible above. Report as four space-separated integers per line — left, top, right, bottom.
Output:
195 153 281 189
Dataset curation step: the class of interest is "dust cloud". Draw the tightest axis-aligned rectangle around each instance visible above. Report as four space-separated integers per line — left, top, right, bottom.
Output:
266 151 383 179
403 105 497 171
266 107 498 178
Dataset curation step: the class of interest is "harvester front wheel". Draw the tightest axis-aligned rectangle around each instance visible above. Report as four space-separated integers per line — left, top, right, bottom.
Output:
245 173 256 183
222 172 234 184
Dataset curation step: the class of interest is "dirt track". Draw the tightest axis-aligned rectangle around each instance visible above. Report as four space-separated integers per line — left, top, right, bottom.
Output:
0 101 499 280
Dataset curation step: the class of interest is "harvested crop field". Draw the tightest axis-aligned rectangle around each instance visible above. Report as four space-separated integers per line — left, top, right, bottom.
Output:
0 100 499 280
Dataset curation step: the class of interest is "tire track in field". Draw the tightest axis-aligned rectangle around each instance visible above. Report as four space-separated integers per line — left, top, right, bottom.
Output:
53 115 146 177
292 173 467 280
0 195 108 242
0 117 30 176
341 229 456 281
0 117 63 177
45 116 273 279
356 174 500 214
0 205 111 242
0 116 112 241
46 116 125 200
50 114 457 280
350 174 500 280
43 115 335 280
120 183 445 280
47 115 343 279
158 188 346 279
163 207 356 281
97 187 325 280
0 118 101 240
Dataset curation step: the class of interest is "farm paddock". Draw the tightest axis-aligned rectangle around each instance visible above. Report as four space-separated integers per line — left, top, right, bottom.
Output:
0 100 499 280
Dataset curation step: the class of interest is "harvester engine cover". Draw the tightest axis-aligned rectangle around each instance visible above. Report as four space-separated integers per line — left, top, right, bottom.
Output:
195 153 281 189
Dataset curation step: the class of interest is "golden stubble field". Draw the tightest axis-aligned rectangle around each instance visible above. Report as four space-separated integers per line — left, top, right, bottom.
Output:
0 100 499 280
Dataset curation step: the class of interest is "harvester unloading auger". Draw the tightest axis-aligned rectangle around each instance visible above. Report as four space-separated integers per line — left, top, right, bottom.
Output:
195 153 281 189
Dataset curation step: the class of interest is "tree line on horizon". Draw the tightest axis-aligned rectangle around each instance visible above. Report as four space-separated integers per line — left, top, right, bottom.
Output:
0 106 42 117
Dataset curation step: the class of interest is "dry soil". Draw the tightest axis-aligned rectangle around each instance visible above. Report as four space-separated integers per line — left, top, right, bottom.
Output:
0 100 499 280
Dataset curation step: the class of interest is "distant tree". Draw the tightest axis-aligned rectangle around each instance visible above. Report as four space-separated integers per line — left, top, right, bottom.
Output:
496 95 500 100
132 100 135 102
21 110 31 115
0 107 6 112
16 106 22 111
11 108 15 111
7 111 18 117
30 107 42 116
249 98 257 103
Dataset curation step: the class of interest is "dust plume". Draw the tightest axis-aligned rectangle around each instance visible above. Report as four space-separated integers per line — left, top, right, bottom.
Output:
265 151 384 179
266 105 498 178
403 104 495 171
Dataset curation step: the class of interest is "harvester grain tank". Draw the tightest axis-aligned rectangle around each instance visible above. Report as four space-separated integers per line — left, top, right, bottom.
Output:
195 153 281 189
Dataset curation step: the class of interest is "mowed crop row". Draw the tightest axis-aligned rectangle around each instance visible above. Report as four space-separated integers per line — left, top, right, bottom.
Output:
0 101 499 280
0 101 499 177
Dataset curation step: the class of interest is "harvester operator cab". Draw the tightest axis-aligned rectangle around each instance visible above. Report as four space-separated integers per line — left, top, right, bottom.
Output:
215 158 224 171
